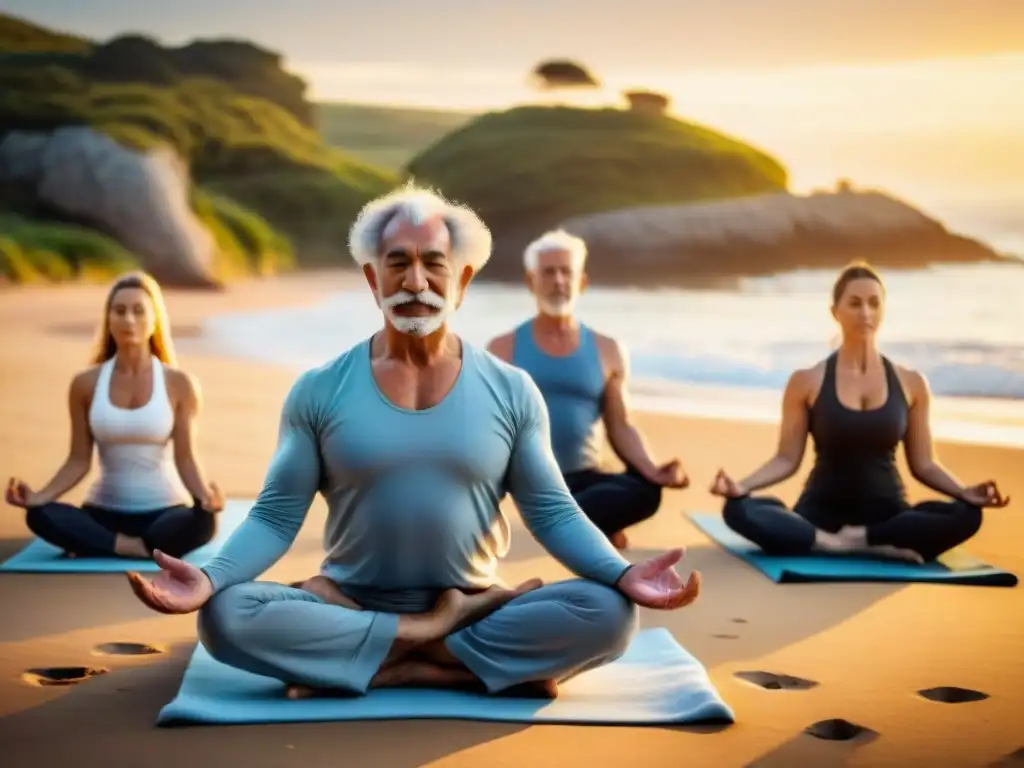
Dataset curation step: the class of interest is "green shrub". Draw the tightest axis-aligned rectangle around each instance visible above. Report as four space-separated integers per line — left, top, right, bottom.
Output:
0 214 138 283
192 188 295 276
0 236 40 281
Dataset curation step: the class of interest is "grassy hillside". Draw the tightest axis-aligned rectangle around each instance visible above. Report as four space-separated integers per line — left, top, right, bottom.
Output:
316 102 474 172
0 14 310 125
0 13 90 53
0 213 136 284
0 12 396 283
406 105 789 278
0 12 797 286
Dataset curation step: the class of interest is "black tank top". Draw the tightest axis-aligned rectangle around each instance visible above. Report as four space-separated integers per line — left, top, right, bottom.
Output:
798 352 909 527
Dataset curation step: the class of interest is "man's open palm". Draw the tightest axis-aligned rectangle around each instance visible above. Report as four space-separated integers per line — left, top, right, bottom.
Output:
617 549 701 610
127 550 213 615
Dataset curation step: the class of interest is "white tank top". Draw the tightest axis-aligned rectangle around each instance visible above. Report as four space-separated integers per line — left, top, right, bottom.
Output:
83 356 191 512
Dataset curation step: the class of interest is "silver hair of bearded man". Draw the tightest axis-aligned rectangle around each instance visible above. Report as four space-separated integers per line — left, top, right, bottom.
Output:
348 182 493 271
523 229 588 273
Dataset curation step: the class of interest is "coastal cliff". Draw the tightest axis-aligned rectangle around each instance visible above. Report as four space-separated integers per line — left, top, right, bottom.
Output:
0 12 1012 289
0 128 220 288
550 185 1008 287
0 12 392 285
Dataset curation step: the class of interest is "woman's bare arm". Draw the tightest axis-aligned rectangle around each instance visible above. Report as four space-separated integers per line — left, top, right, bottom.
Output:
31 371 96 505
901 369 967 498
736 368 814 494
170 370 214 503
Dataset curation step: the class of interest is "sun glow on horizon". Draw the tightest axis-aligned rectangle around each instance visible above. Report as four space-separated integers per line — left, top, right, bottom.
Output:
297 52 1024 226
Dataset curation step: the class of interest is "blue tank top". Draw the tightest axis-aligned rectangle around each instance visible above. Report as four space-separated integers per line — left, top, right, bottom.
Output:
511 320 605 474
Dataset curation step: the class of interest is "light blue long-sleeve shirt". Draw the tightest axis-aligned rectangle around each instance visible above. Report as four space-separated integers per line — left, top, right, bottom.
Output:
201 336 631 612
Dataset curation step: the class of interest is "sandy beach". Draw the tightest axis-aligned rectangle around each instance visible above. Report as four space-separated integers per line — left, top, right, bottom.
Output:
1 271 1022 768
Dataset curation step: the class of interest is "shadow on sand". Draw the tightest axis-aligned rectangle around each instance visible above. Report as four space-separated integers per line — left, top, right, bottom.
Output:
498 522 904 670
743 724 880 767
0 637 728 767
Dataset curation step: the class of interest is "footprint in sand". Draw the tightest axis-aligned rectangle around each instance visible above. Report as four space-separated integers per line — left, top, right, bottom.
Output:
92 642 166 656
804 718 876 742
735 671 819 691
991 747 1024 766
22 666 109 687
917 686 989 704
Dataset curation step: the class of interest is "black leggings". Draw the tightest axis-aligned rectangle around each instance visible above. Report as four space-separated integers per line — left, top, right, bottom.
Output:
564 466 663 536
722 495 983 562
25 501 217 559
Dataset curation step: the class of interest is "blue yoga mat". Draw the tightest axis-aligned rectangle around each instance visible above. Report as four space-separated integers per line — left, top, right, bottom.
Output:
0 499 250 573
156 627 734 727
689 512 1017 587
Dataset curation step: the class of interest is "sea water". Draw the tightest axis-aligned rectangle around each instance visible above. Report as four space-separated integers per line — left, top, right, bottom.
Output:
202 262 1024 449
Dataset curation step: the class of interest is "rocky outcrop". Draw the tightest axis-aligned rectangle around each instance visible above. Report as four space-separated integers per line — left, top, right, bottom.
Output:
0 127 220 288
555 186 1009 287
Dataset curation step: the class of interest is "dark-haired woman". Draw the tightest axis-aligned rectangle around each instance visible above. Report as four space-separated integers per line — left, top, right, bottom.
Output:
709 262 1009 563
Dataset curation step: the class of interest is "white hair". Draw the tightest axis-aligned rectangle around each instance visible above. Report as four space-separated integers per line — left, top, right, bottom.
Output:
523 229 588 273
348 182 493 271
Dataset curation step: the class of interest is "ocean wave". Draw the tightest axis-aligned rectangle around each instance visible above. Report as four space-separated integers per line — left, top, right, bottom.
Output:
631 340 1024 399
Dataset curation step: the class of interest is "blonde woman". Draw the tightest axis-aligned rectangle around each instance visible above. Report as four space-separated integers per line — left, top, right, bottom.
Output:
6 271 223 559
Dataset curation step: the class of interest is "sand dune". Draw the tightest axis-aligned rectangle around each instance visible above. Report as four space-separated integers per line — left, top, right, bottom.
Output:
0 272 1021 767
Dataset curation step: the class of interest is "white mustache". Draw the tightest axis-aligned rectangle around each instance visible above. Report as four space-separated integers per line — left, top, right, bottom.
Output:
380 290 447 310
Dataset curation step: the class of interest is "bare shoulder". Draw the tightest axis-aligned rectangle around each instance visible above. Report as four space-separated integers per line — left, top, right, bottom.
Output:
163 365 201 403
789 361 825 403
70 366 102 402
592 330 626 374
891 361 928 405
71 364 102 393
485 331 515 362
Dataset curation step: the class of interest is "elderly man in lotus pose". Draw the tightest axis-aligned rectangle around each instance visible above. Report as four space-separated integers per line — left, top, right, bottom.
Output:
126 185 701 700
488 230 688 551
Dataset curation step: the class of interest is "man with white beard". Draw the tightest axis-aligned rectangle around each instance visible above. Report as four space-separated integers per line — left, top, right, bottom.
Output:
488 230 689 551
125 185 701 700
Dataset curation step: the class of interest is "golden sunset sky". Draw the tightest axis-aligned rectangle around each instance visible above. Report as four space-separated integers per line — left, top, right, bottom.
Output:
10 0 1024 235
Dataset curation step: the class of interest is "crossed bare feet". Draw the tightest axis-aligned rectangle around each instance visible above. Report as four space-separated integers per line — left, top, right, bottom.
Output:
113 533 151 559
286 577 548 701
436 579 543 633
815 526 924 564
